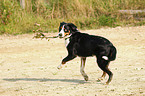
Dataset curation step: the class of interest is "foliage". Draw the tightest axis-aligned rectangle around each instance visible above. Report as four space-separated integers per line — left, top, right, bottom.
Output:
0 0 145 34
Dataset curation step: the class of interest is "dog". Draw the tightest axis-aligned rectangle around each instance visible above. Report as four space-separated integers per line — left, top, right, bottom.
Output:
57 22 117 84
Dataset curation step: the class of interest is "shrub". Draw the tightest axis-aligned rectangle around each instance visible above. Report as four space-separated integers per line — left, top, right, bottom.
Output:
0 0 144 34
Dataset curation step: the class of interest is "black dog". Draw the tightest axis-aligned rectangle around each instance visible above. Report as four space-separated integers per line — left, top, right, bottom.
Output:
57 22 117 84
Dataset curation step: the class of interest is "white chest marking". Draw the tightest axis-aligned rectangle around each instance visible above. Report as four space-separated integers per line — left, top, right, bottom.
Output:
59 25 65 37
64 34 71 47
65 38 70 47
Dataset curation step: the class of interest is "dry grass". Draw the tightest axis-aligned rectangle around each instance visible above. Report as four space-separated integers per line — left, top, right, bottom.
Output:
0 0 145 34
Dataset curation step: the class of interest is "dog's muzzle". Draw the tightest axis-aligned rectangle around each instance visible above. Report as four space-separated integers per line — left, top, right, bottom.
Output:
58 33 62 37
58 33 63 38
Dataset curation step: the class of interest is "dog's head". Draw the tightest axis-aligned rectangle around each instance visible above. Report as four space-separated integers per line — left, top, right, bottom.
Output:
58 22 78 38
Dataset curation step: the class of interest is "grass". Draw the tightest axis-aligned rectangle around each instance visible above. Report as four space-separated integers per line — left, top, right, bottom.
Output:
0 0 145 35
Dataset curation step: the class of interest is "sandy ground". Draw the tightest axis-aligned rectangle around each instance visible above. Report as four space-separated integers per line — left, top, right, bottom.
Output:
0 26 145 96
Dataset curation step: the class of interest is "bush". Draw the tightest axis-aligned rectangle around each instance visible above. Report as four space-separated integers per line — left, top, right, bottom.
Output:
98 15 117 27
0 0 144 34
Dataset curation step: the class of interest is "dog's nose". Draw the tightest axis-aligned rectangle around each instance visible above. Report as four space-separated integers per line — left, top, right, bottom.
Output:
59 33 62 37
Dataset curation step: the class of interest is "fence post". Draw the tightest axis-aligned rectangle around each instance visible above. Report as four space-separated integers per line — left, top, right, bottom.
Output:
20 0 25 9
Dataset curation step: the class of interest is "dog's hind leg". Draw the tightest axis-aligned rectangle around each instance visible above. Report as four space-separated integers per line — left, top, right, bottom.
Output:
97 63 110 81
97 58 113 84
97 71 106 81
80 57 88 81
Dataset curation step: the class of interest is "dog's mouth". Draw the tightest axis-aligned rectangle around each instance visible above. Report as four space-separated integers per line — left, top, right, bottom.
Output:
58 33 70 39
58 33 63 38
58 36 68 39
58 36 63 39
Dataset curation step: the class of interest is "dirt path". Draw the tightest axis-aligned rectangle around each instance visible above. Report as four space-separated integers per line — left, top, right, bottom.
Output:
0 26 145 96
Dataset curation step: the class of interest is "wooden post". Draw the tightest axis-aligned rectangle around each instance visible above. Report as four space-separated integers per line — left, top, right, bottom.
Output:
20 0 25 9
119 10 145 20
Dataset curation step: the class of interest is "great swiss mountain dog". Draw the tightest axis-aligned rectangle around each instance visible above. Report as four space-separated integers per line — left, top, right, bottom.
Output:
57 22 117 84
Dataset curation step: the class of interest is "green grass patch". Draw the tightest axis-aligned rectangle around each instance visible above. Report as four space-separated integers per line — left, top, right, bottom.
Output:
0 0 145 35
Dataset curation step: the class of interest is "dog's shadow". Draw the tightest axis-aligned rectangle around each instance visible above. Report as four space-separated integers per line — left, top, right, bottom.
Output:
3 78 88 84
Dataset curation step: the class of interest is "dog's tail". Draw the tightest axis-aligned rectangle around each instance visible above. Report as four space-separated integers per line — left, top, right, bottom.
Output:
108 46 117 61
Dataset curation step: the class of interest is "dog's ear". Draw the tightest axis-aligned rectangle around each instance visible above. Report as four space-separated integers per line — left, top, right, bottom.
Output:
67 23 78 32
59 22 67 31
60 22 66 26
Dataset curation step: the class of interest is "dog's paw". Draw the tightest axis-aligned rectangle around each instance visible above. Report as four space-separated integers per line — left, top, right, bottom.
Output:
104 82 109 85
57 65 62 69
97 77 103 82
84 75 89 81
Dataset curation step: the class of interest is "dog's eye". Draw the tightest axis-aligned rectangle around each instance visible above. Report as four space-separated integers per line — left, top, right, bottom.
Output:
64 29 68 32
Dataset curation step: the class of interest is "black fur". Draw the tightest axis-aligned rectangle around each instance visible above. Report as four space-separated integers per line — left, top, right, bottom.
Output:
58 22 117 84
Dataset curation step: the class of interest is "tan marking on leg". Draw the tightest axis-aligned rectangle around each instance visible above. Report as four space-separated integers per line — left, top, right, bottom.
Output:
97 71 106 82
57 61 66 69
105 65 113 85
80 57 88 81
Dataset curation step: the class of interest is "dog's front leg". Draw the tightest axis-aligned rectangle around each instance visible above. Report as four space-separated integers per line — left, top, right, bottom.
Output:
57 54 76 69
80 57 88 81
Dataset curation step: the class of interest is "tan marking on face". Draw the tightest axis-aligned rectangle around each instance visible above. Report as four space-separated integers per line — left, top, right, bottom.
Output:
64 30 70 36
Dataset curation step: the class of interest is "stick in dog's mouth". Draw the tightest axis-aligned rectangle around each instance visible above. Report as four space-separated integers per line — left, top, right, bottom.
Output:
33 33 58 40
